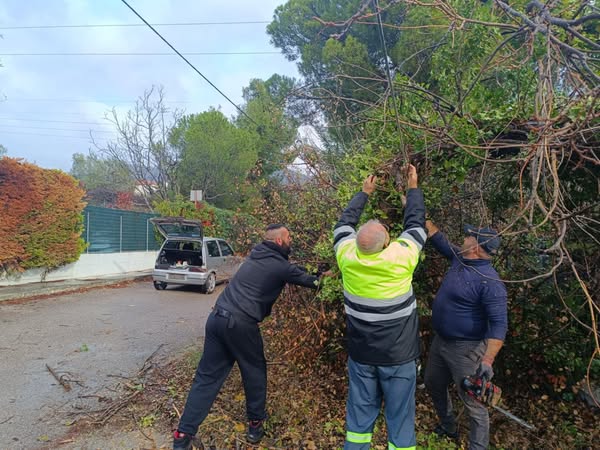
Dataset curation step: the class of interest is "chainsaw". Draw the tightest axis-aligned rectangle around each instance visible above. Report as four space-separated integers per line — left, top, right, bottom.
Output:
461 376 536 430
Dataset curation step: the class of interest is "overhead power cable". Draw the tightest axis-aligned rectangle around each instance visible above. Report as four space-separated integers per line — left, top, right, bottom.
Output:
0 117 111 126
2 97 189 103
119 0 259 127
1 130 106 140
3 110 106 116
0 51 279 56
0 21 270 30
0 124 113 134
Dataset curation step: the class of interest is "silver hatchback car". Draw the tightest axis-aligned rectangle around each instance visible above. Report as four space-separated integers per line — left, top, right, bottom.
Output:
150 217 240 294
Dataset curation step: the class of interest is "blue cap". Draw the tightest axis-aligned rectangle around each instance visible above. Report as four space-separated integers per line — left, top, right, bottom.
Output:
464 224 501 255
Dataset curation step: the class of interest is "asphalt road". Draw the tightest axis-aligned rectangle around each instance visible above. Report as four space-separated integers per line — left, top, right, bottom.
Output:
0 281 220 450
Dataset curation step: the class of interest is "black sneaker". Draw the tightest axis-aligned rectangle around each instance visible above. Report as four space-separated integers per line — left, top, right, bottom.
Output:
247 419 265 444
173 430 193 450
434 423 459 439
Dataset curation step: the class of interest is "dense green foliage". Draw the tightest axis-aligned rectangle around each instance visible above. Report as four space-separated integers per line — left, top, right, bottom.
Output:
238 75 300 176
264 0 600 392
172 109 259 209
0 158 86 274
268 0 405 123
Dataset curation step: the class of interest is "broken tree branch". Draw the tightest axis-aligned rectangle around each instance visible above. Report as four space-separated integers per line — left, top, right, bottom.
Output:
46 364 71 392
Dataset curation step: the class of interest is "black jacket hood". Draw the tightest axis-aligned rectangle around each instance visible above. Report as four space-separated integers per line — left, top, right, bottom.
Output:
250 241 289 260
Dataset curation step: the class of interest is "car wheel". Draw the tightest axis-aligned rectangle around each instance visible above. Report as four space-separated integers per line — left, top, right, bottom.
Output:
153 281 167 290
201 272 216 294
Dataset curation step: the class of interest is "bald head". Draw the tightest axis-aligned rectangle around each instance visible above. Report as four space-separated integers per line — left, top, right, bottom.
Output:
356 220 389 254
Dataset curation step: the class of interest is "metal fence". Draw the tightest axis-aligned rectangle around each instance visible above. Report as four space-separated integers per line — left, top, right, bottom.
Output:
82 206 161 253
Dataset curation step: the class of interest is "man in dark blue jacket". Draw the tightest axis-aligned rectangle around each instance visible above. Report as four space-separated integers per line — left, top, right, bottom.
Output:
173 224 323 449
424 220 507 450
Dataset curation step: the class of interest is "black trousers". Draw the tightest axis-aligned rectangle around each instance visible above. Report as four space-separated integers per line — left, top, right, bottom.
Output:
177 309 267 436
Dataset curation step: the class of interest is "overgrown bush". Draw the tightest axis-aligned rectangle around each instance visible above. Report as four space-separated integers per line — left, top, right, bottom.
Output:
211 208 262 254
247 140 599 402
0 157 86 275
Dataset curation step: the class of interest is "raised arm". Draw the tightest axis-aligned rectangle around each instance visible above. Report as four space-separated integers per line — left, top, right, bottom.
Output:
333 175 376 254
398 165 427 252
426 220 461 260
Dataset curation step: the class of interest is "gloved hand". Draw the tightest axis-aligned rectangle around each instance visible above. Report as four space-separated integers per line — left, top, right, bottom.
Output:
476 359 494 381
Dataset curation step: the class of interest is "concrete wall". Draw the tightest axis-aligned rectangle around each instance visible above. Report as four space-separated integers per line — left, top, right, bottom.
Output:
0 251 157 286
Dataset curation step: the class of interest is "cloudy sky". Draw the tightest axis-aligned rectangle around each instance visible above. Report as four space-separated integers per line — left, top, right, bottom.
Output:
0 0 299 171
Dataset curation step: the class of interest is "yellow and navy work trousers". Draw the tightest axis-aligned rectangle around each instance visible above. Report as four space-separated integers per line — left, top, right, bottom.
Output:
344 358 417 450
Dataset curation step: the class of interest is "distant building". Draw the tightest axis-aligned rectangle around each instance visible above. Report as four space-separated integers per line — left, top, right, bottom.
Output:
134 180 159 197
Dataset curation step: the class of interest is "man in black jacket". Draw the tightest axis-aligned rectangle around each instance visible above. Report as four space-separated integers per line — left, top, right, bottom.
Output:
173 224 323 449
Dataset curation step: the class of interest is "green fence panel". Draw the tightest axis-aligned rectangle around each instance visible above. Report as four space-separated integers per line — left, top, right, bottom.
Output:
82 206 161 253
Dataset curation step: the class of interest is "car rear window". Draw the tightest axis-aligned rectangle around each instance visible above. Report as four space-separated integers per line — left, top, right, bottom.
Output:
164 240 201 250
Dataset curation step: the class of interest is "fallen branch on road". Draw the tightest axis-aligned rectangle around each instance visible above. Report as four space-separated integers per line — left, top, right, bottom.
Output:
139 343 165 375
91 390 141 426
46 364 71 392
70 343 166 426
0 416 14 425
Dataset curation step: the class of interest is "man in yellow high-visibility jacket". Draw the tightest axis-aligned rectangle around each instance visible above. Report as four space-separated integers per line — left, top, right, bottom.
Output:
333 166 426 450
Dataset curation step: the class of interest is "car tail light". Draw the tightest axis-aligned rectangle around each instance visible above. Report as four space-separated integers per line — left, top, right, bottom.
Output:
189 267 206 273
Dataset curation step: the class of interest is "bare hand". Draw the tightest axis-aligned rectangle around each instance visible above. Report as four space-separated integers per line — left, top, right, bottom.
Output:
320 270 335 278
362 175 377 195
425 219 439 237
406 164 418 189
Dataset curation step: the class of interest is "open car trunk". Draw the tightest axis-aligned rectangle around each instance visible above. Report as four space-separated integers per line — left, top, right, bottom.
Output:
150 217 203 240
155 240 203 270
